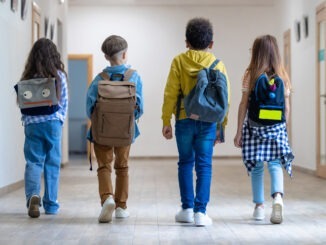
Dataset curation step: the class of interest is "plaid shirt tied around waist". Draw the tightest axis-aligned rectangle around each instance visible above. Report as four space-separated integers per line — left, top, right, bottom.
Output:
242 120 294 177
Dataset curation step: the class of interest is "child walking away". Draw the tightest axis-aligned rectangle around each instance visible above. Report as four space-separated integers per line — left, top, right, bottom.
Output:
86 35 144 223
234 35 294 224
161 18 230 227
15 38 68 218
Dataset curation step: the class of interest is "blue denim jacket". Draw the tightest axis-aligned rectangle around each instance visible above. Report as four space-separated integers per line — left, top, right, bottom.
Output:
86 64 144 143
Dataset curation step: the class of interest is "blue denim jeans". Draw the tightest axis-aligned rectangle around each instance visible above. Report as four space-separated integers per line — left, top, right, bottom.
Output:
24 120 62 214
175 119 216 213
251 159 284 204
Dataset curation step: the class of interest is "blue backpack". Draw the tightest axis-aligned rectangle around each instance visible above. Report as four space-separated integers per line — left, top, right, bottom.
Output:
248 73 285 125
178 59 228 124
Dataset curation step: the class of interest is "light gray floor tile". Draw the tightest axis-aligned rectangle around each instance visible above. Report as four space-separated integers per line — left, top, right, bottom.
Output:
0 156 325 245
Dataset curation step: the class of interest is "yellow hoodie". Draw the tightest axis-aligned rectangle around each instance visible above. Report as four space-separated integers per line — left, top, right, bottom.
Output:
162 49 231 127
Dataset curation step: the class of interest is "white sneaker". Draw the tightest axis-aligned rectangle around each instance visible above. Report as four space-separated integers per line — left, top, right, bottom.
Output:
253 206 265 220
175 208 194 223
270 193 283 224
194 212 212 226
115 207 130 218
98 196 115 223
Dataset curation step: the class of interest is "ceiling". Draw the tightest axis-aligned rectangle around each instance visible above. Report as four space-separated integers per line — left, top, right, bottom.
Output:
68 0 277 6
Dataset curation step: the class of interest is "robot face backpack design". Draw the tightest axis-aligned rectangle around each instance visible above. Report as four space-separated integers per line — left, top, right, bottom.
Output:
14 77 59 116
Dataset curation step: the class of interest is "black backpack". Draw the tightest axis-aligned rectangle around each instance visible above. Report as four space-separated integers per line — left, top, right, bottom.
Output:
248 73 285 125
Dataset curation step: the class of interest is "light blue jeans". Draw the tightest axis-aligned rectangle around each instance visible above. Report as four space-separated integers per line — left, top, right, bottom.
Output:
251 159 284 204
24 120 62 214
175 119 216 213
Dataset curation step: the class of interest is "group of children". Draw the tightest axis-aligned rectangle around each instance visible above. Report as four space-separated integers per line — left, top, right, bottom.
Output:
17 17 293 226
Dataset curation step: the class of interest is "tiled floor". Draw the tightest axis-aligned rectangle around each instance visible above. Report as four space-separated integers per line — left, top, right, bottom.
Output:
0 156 325 245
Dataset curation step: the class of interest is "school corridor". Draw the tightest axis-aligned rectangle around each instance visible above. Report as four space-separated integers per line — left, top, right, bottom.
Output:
0 156 325 244
1 0 326 244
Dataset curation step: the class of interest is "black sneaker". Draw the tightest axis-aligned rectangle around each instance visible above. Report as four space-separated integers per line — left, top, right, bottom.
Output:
28 195 41 218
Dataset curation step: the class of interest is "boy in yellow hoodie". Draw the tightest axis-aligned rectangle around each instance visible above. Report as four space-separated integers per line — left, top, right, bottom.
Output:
161 17 230 226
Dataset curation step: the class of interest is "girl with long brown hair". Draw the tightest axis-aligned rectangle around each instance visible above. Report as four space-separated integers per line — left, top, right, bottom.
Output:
18 38 68 218
234 35 294 224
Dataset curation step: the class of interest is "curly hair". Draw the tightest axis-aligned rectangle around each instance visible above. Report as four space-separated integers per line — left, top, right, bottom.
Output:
185 18 213 50
21 38 66 82
20 38 66 100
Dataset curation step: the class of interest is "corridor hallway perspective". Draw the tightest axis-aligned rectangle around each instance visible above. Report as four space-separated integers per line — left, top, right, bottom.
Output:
0 156 325 244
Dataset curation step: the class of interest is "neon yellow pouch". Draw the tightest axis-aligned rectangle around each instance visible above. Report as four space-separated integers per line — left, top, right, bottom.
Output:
258 109 282 120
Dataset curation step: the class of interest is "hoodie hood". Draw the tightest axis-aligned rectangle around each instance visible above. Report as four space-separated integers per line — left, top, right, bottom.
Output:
179 50 217 77
162 49 230 127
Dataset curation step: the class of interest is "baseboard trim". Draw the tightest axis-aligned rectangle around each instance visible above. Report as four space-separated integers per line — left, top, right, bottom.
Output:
129 155 242 160
293 165 316 175
0 180 24 197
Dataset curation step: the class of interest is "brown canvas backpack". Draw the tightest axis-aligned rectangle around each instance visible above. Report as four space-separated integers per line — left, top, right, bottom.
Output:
91 69 136 147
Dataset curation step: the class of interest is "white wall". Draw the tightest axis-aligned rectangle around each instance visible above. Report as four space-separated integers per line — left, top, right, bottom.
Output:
1 0 322 190
276 0 324 170
68 5 279 157
0 0 68 189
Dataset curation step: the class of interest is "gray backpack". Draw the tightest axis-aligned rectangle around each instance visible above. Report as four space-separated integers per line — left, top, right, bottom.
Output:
14 77 59 115
177 60 228 123
91 69 136 147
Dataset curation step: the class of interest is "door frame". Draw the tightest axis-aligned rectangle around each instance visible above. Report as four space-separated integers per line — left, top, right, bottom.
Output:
32 1 41 44
316 2 326 178
68 54 93 159
283 29 292 142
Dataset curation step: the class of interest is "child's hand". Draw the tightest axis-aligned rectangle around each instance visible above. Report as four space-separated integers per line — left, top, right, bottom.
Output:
234 133 242 148
162 126 173 139
214 129 224 145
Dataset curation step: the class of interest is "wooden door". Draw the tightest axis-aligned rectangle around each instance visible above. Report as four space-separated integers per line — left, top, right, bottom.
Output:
283 29 292 142
32 2 41 44
316 2 326 178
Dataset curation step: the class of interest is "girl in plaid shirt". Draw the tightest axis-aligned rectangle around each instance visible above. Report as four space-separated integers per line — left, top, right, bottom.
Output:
234 35 294 224
18 38 68 218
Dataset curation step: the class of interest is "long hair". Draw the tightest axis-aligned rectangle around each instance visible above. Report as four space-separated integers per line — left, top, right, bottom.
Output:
246 35 291 91
21 38 67 98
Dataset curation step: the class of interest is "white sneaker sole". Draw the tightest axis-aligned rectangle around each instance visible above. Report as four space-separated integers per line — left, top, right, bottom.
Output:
115 209 130 219
270 203 283 224
175 218 194 223
175 214 194 223
194 220 212 226
253 216 265 221
175 210 194 223
194 216 212 226
98 202 115 223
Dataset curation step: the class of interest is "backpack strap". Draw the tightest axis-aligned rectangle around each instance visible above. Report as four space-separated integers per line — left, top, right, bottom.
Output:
100 72 110 81
123 69 135 81
209 59 220 69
